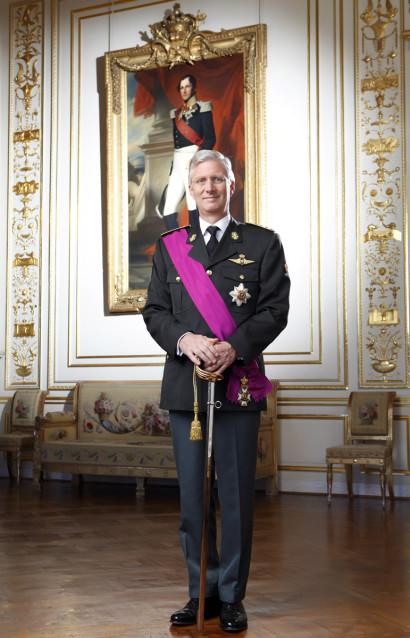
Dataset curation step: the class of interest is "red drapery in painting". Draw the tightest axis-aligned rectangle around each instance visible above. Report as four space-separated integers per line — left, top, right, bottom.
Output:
133 55 245 222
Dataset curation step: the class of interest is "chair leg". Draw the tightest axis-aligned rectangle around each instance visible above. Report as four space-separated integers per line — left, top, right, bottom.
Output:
71 474 84 490
16 450 21 485
345 464 353 499
386 460 395 500
326 463 333 504
6 452 14 479
380 467 386 509
136 477 146 496
265 474 278 496
32 464 41 489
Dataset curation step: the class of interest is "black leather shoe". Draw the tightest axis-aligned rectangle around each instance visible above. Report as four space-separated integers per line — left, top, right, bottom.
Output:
219 601 248 632
170 596 220 626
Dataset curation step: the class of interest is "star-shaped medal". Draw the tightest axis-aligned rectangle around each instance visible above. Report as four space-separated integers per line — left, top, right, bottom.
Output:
229 283 251 306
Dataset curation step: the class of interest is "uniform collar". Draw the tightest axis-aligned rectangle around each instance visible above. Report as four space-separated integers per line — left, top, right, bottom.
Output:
199 213 231 240
181 95 198 113
186 217 243 266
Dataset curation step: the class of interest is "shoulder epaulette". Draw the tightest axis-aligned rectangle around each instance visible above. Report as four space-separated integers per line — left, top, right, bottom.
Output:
245 222 275 232
161 225 189 237
197 100 213 112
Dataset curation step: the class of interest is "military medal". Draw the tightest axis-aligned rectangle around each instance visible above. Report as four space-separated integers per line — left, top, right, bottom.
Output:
238 375 251 406
179 96 197 121
229 283 251 306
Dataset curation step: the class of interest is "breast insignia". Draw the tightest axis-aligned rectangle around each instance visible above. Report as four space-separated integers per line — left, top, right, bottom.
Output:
229 283 251 306
229 254 255 266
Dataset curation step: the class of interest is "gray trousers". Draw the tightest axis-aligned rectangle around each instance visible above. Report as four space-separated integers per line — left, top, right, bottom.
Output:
170 409 260 603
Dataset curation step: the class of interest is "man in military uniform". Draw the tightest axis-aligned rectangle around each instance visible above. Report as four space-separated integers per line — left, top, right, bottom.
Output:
142 150 290 632
158 74 216 230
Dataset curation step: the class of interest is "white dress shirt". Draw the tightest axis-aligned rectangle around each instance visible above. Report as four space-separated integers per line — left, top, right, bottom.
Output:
200 213 231 245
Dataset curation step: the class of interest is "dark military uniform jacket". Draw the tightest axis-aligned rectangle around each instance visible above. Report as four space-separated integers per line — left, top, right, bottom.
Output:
172 98 216 150
142 217 290 413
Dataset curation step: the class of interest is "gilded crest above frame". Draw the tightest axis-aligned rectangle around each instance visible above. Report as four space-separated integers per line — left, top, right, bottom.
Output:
105 3 267 312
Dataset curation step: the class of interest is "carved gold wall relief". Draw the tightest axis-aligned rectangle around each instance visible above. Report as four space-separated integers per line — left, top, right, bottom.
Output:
357 0 408 385
6 1 43 387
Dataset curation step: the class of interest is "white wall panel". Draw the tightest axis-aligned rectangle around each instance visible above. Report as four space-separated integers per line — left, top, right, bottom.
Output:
279 416 346 465
49 0 349 388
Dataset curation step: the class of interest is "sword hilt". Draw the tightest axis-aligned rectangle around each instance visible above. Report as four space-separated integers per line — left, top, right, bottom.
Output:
195 365 224 383
190 367 223 442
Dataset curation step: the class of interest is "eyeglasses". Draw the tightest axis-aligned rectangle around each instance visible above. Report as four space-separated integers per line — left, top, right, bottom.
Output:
191 176 227 186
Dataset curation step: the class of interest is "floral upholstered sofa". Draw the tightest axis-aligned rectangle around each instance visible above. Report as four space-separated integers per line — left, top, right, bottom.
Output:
33 380 279 496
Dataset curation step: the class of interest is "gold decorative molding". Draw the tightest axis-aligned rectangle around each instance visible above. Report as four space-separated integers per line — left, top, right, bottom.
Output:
12 252 39 269
368 307 400 325
364 226 401 244
109 3 257 116
361 73 398 92
114 274 147 309
6 1 43 387
357 0 408 386
14 323 36 338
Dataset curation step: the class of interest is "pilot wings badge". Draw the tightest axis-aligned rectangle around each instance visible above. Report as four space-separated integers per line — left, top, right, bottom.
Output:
229 254 255 266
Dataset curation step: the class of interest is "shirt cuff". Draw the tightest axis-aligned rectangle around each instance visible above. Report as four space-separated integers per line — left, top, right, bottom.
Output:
176 332 191 356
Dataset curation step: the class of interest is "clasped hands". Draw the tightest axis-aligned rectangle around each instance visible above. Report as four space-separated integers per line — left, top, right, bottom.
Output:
179 333 237 375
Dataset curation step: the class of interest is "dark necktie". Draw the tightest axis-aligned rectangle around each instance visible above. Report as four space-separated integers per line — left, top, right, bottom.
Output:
206 226 220 256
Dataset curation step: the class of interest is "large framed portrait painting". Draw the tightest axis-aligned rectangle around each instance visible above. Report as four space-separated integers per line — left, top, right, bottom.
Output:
105 4 267 312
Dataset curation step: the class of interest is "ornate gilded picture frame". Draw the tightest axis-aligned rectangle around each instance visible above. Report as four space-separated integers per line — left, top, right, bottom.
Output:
105 4 267 312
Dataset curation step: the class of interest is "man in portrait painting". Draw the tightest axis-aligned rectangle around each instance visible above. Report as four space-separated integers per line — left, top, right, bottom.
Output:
157 74 216 230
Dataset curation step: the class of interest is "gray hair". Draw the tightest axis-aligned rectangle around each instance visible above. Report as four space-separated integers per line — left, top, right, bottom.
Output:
188 150 235 185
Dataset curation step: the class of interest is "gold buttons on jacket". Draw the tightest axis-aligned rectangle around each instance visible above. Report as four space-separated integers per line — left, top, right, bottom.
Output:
239 274 245 280
206 270 212 276
176 276 181 282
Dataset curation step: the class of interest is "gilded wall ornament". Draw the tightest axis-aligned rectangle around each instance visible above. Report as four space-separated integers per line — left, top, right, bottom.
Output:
110 2 257 116
366 327 401 380
357 0 407 385
6 1 42 387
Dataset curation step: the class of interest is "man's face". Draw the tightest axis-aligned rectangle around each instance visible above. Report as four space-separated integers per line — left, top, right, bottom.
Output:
179 77 195 102
188 159 235 223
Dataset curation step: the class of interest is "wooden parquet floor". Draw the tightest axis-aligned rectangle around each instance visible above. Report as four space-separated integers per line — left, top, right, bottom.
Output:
0 480 409 638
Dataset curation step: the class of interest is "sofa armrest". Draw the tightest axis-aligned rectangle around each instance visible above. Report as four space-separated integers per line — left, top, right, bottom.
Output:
43 411 76 424
35 413 78 442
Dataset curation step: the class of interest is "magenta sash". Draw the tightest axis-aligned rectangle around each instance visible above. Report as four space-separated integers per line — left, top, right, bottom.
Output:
163 228 272 404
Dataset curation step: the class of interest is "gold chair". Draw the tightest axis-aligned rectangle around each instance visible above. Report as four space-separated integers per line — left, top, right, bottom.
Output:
326 391 395 509
0 390 48 484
